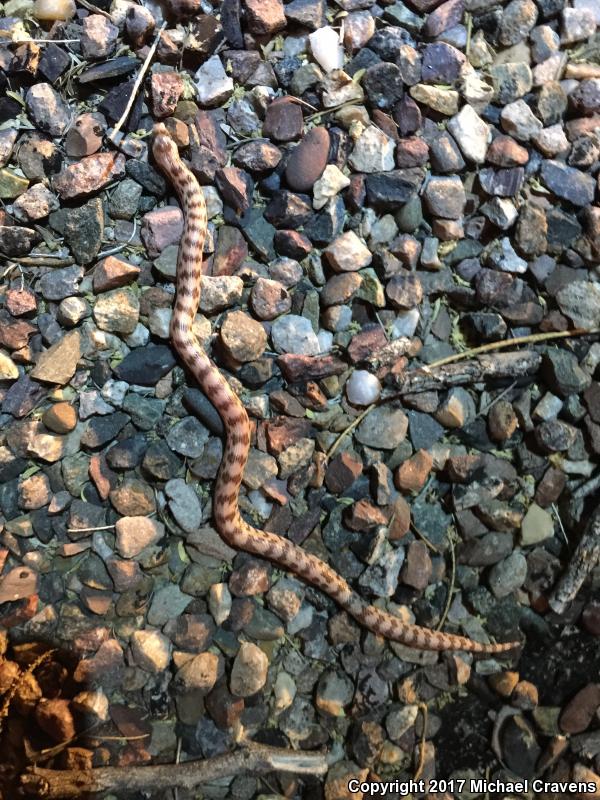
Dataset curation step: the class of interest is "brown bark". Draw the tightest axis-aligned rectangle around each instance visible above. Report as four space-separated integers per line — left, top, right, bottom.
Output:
549 505 600 614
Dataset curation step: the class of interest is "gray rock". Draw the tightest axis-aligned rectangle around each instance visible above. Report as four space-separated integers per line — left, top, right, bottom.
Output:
166 478 203 533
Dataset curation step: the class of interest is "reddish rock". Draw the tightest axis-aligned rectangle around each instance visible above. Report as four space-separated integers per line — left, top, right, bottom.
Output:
53 153 126 200
395 137 429 168
64 112 106 158
6 287 37 316
285 126 330 191
488 399 519 442
250 277 291 320
266 417 313 455
42 402 77 434
35 698 76 743
205 681 245 729
511 680 538 710
93 255 140 293
277 353 347 382
151 71 184 118
560 684 600 734
388 495 411 540
0 310 36 350
141 206 184 257
325 452 363 494
320 273 363 307
344 498 389 531
486 135 529 167
395 449 433 493
534 467 566 507
229 560 271 596
213 225 248 275
423 0 464 36
263 97 303 142
220 310 267 362
89 454 117 500
400 540 432 590
347 326 387 364
244 0 286 33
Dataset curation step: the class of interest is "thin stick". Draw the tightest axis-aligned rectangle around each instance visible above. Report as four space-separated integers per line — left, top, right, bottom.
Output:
97 217 138 258
76 0 112 19
549 504 600 614
436 529 456 631
4 256 76 267
107 22 166 144
20 741 328 798
326 402 375 461
426 328 599 370
410 522 441 555
305 98 363 122
11 39 80 44
66 524 115 534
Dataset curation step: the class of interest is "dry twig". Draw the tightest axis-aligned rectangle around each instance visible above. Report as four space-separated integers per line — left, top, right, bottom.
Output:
20 741 328 798
107 22 167 144
549 504 600 614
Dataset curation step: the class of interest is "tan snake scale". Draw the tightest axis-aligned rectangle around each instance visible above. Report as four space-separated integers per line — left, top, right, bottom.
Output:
152 123 519 654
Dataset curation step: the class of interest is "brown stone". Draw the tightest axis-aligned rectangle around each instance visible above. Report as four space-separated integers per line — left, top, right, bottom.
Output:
6 287 37 316
400 540 432 590
285 126 330 191
344 498 389 531
347 326 387 364
110 479 156 516
395 449 433 493
244 0 286 34
35 698 76 743
488 399 519 442
534 467 566 507
560 684 600 734
93 255 140 293
320 273 363 307
423 0 463 36
220 310 267 362
512 680 538 710
0 310 36 350
64 112 106 158
53 153 126 200
266 417 313 455
388 496 411 540
386 270 423 309
250 277 291 320
229 559 271 596
489 670 520 698
395 136 429 168
277 353 347 382
263 97 303 143
213 225 248 276
325 452 363 494
486 135 529 167
150 71 184 118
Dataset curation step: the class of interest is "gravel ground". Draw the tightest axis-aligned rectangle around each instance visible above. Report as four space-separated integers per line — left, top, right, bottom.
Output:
0 0 600 797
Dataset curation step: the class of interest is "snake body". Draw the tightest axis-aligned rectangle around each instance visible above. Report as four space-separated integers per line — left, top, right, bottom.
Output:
152 123 518 654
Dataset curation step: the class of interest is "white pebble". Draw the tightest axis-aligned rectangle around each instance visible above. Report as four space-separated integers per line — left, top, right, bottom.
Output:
317 330 333 353
208 583 232 625
248 490 272 521
392 308 420 338
346 370 382 406
309 26 344 72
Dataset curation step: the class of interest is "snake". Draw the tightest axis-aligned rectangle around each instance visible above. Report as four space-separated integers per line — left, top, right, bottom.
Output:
152 123 519 655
